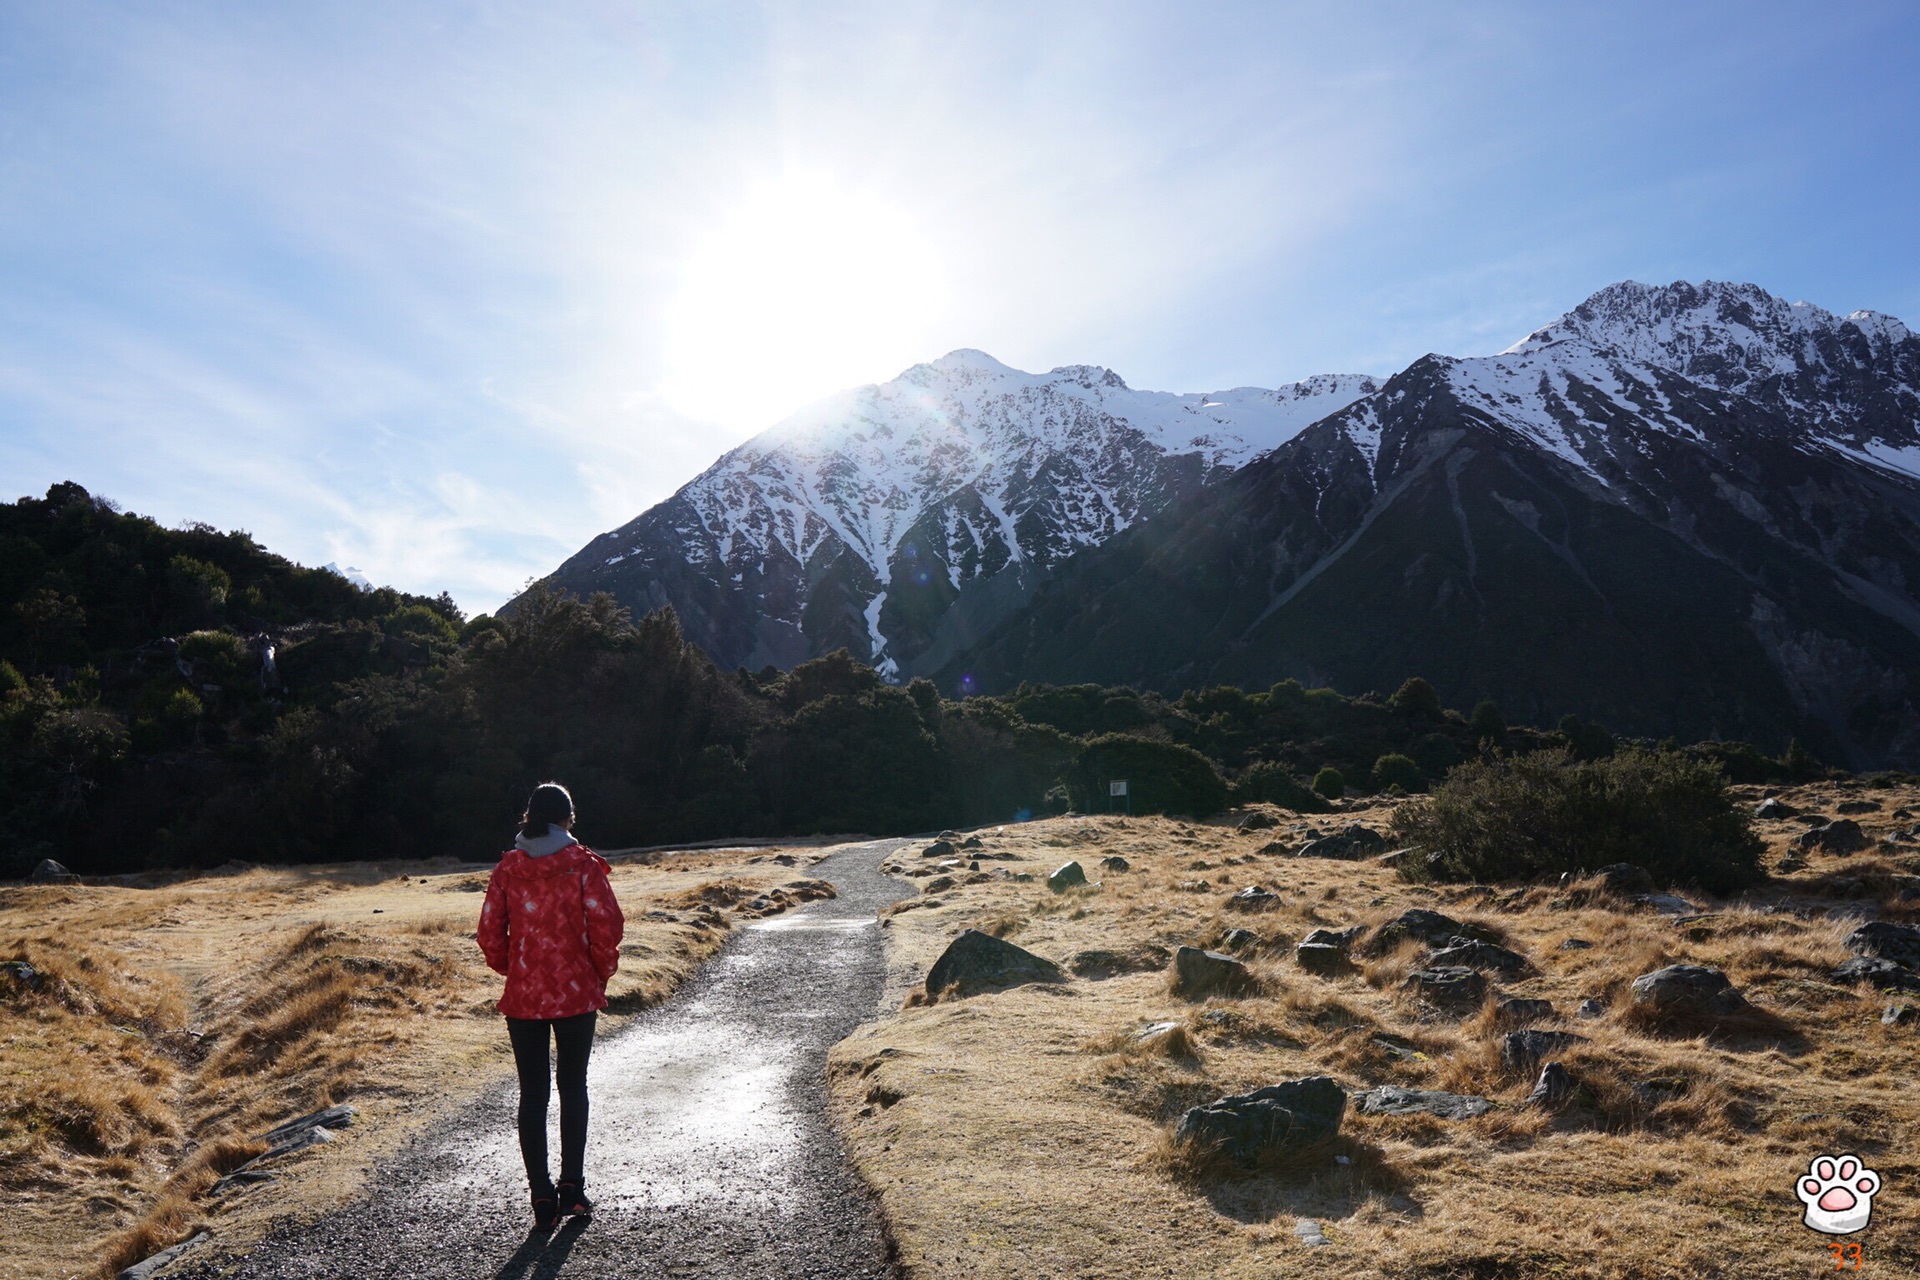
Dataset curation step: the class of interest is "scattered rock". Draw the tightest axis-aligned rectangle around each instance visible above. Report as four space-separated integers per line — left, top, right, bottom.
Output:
1883 1004 1917 1026
1371 908 1493 952
1628 964 1751 1020
1631 893 1699 916
1 959 42 991
1294 942 1350 976
1560 938 1594 950
1301 926 1363 951
1502 1029 1589 1071
1594 863 1655 895
1068 944 1171 979
118 1231 212 1280
1844 921 1920 969
1221 928 1260 952
1835 799 1882 814
1774 854 1808 873
925 929 1066 997
1755 797 1799 819
1797 820 1868 855
1255 840 1292 856
1227 885 1283 912
1369 1032 1428 1062
1831 957 1920 992
1130 1021 1185 1049
1575 998 1607 1018
1355 1085 1493 1120
1238 811 1279 831
1173 1076 1346 1164
1401 966 1487 1011
1427 938 1531 975
29 858 80 885
1099 855 1130 872
1295 825 1389 860
1172 946 1255 997
1495 996 1556 1026
920 840 955 859
922 876 955 894
1292 1219 1330 1248
1012 872 1035 882
1526 1062 1575 1107
961 835 983 849
1046 861 1088 892
1177 879 1213 892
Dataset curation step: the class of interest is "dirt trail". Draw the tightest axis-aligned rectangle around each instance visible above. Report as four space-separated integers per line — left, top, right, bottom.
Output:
184 838 913 1280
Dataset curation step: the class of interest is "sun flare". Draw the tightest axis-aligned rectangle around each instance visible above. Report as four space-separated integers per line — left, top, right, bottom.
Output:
659 172 948 432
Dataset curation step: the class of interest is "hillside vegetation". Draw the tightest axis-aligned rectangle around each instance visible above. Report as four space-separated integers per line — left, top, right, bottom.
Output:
1 483 1852 878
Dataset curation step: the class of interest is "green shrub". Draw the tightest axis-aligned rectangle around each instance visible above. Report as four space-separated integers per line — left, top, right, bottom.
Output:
1230 760 1330 813
1312 767 1345 800
178 630 248 684
1391 677 1443 718
0 660 23 693
1469 700 1505 743
1068 734 1228 817
1371 753 1424 793
384 604 459 644
1391 747 1763 895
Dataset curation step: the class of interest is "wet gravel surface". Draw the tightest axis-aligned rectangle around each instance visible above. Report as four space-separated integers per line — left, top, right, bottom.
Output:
183 839 912 1280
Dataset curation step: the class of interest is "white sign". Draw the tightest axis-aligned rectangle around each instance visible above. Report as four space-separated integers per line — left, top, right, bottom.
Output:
1109 780 1128 796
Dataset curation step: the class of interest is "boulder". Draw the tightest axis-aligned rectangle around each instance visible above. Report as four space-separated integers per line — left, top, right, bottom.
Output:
1172 946 1254 997
1628 964 1750 1020
29 859 79 885
1237 811 1279 831
1300 926 1363 952
1831 957 1920 992
1227 885 1283 912
1631 893 1698 916
1220 928 1260 952
1835 799 1881 814
1796 820 1868 855
1427 938 1531 975
1594 863 1655 895
961 835 983 849
1046 861 1088 892
1401 966 1487 1011
922 876 956 894
1561 938 1594 950
1296 825 1389 860
117 1231 212 1280
1173 1076 1346 1164
921 840 956 859
1255 840 1291 856
1495 996 1556 1026
1294 942 1350 976
1844 920 1920 969
1355 1085 1493 1120
1099 855 1131 872
1526 1062 1575 1107
1371 908 1493 952
1501 1029 1589 1071
1754 797 1798 819
925 929 1065 996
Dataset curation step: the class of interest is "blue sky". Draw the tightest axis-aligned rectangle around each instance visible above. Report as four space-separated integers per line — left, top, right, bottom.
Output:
2 1 1916 613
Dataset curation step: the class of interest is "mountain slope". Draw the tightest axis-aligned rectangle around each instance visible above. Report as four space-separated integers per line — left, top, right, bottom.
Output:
537 352 1380 675
937 282 1920 767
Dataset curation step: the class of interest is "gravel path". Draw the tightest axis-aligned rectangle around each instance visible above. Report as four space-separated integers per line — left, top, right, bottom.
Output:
184 838 913 1280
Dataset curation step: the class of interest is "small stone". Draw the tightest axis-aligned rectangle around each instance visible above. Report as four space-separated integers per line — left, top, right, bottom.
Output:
1755 797 1798 819
117 1231 212 1280
922 876 955 894
1501 1029 1589 1071
1227 885 1283 912
1628 964 1750 1021
1495 996 1556 1026
1831 957 1920 992
1046 861 1088 892
1402 966 1487 1011
1560 938 1594 950
29 858 80 885
1 959 42 991
1835 799 1881 814
1296 825 1389 860
1295 942 1349 976
1172 946 1254 997
1173 1076 1346 1164
1293 1218 1330 1247
1238 811 1279 831
1427 938 1531 975
1130 1021 1183 1044
921 840 955 859
1883 1004 1917 1026
1526 1062 1574 1107
961 835 983 849
1099 855 1130 872
925 929 1066 997
1796 820 1868 855
1355 1085 1493 1120
1301 926 1363 951
1370 908 1491 952
1575 998 1607 1018
1220 928 1260 952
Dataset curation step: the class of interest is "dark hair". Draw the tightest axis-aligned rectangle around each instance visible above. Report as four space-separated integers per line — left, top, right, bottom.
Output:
519 782 575 839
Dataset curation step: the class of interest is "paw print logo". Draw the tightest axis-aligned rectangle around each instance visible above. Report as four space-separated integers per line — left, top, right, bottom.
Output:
1798 1154 1880 1235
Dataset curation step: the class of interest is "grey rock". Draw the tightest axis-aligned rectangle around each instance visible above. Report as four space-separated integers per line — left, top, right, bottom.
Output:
1575 998 1608 1018
925 929 1065 996
1220 928 1260 952
1046 861 1088 892
1844 920 1920 969
1238 811 1279 831
1369 1032 1428 1063
209 1168 278 1196
1594 863 1655 895
1371 908 1491 952
1227 885 1283 911
1796 819 1868 854
1831 956 1920 992
961 835 983 849
1427 938 1531 975
29 858 80 885
1294 942 1350 976
1560 938 1594 950
1173 1076 1345 1164
1628 964 1750 1019
1293 1219 1330 1247
1495 996 1556 1025
1883 1004 1918 1026
1099 855 1130 872
1632 893 1699 916
118 1231 212 1280
1502 1029 1589 1071
1355 1085 1493 1120
1130 1021 1183 1045
1172 946 1254 997
260 1104 356 1146
1401 966 1487 1010
1 959 42 991
1754 797 1798 819
922 876 956 894
1835 799 1881 814
920 840 955 859
1526 1062 1575 1107
1296 825 1388 860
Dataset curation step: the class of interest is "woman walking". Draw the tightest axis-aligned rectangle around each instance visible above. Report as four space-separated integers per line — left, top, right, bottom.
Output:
478 782 625 1232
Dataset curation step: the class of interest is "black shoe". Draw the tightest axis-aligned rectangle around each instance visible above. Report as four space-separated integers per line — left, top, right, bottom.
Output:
532 1192 559 1232
555 1180 593 1219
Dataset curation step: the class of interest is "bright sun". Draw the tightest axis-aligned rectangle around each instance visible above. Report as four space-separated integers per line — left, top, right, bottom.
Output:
658 172 948 432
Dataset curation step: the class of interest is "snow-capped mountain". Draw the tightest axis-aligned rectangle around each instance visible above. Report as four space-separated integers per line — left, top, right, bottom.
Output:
938 281 1920 768
538 352 1381 676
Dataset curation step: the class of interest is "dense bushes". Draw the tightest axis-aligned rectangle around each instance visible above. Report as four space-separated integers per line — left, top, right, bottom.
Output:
1065 734 1228 817
1391 748 1764 894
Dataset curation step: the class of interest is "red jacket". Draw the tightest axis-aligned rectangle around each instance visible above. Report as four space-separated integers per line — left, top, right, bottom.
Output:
478 842 625 1020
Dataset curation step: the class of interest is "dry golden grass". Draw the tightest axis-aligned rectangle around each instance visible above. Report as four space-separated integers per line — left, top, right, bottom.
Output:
0 843 830 1280
833 781 1920 1279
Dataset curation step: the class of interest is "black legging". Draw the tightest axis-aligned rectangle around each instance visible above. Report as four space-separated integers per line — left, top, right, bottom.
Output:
505 1011 596 1196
